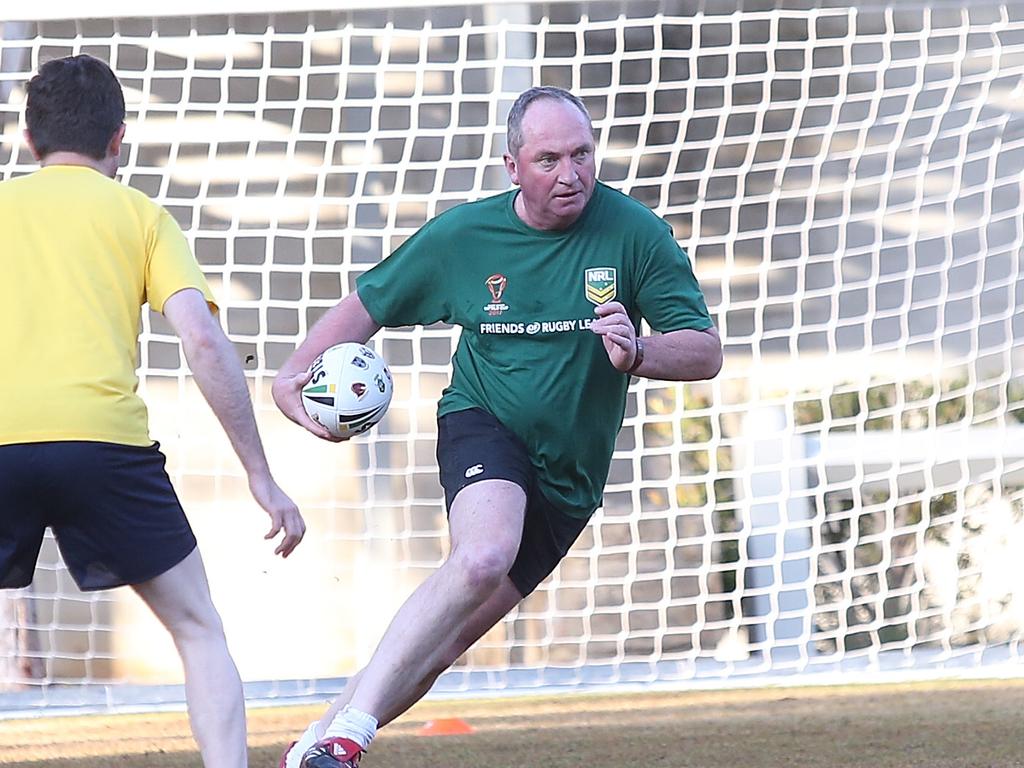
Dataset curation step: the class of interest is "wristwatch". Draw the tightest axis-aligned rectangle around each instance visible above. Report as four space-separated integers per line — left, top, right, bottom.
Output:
626 337 645 374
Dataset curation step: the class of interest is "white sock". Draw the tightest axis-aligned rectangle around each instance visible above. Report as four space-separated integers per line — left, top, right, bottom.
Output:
323 705 379 751
285 721 320 768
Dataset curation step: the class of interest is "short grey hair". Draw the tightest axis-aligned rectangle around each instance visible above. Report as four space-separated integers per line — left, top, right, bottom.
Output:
506 86 592 157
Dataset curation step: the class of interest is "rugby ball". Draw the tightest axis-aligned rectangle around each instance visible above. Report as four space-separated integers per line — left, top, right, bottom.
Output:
301 342 393 439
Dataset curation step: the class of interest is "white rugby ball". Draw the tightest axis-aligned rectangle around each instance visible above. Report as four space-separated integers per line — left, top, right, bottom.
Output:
301 342 393 439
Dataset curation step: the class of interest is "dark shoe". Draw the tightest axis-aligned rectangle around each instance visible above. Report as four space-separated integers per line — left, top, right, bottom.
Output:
299 737 364 768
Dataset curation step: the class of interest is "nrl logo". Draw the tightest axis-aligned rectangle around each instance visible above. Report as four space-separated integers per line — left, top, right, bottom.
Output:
584 267 617 305
484 273 510 316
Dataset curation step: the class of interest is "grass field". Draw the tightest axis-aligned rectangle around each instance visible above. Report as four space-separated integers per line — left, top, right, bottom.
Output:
3 679 1024 767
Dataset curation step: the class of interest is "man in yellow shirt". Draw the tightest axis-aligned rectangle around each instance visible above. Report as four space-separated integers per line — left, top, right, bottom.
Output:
0 54 304 768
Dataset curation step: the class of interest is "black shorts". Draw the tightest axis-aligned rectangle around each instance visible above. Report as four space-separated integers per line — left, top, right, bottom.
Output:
436 408 589 598
0 441 197 592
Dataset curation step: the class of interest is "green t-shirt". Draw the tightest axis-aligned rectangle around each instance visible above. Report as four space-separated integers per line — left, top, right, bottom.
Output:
357 181 712 518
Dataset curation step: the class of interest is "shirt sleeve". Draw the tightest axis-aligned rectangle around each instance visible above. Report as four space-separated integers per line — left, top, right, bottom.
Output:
145 207 218 314
634 224 713 333
355 217 450 327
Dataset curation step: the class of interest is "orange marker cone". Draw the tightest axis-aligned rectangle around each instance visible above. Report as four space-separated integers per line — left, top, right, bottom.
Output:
417 717 475 736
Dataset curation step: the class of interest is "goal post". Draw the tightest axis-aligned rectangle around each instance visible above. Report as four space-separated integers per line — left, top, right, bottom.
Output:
1 0 1023 714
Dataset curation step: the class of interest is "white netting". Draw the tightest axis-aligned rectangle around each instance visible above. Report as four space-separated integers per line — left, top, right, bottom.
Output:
1 1 1023 712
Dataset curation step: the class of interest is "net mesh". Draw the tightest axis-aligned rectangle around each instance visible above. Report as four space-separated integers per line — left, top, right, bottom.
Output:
1 0 1023 710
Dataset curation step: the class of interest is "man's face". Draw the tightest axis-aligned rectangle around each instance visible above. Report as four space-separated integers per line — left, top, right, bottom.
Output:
504 98 597 231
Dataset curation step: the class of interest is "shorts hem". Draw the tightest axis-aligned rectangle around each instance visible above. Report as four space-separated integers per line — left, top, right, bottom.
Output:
74 541 197 592
507 570 533 599
0 578 34 590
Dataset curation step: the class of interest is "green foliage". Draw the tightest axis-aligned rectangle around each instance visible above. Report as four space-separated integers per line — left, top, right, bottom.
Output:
866 383 897 411
1009 377 1024 424
789 372 1022 435
936 394 966 426
681 367 1019 660
829 390 860 419
794 398 824 426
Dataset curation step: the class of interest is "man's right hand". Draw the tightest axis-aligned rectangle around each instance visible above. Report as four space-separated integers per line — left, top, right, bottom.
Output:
270 291 381 442
271 368 343 442
249 474 306 557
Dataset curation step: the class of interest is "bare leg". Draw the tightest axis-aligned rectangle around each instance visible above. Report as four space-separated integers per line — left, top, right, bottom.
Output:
377 575 523 726
317 575 523 733
327 479 526 726
133 548 247 768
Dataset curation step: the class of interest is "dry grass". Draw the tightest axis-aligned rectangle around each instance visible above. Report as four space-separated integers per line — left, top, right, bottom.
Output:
3 679 1024 767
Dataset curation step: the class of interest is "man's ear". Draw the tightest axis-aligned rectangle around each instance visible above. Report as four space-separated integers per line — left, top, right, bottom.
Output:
107 123 126 160
22 130 42 162
504 152 520 185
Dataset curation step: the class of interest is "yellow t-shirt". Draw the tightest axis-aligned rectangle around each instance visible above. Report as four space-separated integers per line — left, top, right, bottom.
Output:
0 165 217 447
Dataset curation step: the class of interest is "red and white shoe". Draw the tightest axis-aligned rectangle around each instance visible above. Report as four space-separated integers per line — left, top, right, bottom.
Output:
279 741 298 768
279 722 321 768
299 737 364 768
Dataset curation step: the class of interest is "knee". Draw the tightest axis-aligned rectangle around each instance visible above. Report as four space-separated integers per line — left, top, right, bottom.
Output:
448 545 515 597
164 598 227 646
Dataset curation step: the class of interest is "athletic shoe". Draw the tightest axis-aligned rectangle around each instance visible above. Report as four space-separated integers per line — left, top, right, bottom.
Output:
279 722 321 768
299 736 364 768
279 741 298 768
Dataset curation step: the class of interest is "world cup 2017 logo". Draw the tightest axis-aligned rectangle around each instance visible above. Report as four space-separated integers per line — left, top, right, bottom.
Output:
484 273 509 316
486 274 507 302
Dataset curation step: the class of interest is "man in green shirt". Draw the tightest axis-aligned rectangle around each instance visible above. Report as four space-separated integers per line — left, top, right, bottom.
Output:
273 86 722 768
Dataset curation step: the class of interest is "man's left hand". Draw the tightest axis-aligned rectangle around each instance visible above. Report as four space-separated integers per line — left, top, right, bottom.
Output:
590 301 638 373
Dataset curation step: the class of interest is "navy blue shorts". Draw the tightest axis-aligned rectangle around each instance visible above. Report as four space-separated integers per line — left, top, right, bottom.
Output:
0 441 197 592
436 408 589 598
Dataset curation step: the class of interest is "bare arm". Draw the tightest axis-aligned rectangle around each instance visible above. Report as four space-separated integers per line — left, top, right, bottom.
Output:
162 288 305 557
272 290 382 440
590 301 723 381
628 326 722 380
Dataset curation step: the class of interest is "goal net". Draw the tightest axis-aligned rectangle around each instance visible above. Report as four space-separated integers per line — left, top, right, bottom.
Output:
1 0 1023 713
